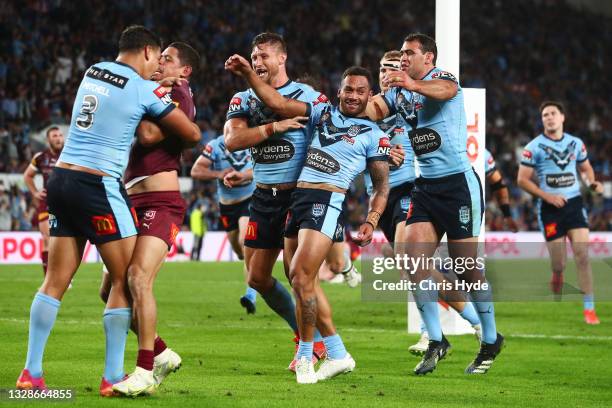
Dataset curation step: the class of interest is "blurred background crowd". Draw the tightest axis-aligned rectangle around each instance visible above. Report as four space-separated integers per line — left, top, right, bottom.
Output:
0 0 609 232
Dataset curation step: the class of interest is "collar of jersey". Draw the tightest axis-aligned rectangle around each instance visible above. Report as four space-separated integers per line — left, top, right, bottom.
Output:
275 79 292 90
421 67 436 80
113 60 139 75
541 133 565 143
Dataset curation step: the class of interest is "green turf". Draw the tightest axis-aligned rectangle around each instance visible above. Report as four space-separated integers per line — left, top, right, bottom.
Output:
0 261 611 407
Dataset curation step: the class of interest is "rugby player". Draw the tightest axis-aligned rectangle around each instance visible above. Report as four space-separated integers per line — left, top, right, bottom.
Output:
485 148 518 232
366 33 503 375
23 126 64 276
226 56 390 383
16 26 199 392
191 135 258 313
368 51 483 355
107 42 201 396
517 101 602 325
223 33 328 366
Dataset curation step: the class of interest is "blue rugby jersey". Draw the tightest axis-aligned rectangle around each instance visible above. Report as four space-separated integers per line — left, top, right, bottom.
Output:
364 111 416 195
299 104 390 190
202 135 255 201
226 80 327 184
520 133 588 199
383 67 471 178
60 61 175 178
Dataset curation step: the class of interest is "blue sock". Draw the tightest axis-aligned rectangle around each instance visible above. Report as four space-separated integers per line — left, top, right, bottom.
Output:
459 302 481 326
471 285 497 344
103 308 131 384
313 329 323 342
414 283 442 341
419 320 427 334
323 334 347 360
583 294 595 311
244 286 257 303
296 340 313 360
25 292 60 378
260 279 298 332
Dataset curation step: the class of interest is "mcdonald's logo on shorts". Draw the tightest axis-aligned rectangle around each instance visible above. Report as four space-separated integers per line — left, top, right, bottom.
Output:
245 221 258 240
91 214 117 235
170 223 180 245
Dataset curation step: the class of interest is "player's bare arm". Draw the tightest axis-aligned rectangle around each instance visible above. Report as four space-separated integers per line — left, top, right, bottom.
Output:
517 164 567 208
190 155 231 181
487 169 518 232
23 160 45 201
355 160 389 246
383 70 457 101
225 54 308 118
223 168 254 188
157 108 201 147
577 159 604 194
224 116 306 152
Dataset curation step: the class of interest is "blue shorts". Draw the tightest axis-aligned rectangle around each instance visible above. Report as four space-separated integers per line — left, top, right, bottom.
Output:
47 167 138 244
406 168 484 240
285 188 345 242
537 196 588 241
380 181 414 243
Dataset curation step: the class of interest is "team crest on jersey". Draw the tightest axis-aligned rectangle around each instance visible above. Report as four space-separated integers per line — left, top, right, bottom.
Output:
459 205 470 224
312 203 326 218
224 149 251 171
538 141 577 170
316 111 371 147
245 89 305 126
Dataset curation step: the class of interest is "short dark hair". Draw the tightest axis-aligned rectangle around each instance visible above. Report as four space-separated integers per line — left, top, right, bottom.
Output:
251 32 287 54
168 42 200 75
118 25 161 53
539 100 565 114
404 33 437 65
46 126 60 137
342 66 373 88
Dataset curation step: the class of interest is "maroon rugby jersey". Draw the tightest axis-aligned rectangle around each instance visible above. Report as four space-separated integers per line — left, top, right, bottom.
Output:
124 80 196 183
31 149 60 189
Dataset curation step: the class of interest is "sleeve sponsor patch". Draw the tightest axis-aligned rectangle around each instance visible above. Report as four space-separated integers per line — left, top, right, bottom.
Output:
377 137 392 155
522 149 532 160
228 97 242 113
313 93 329 105
431 71 458 83
153 86 172 105
202 144 213 158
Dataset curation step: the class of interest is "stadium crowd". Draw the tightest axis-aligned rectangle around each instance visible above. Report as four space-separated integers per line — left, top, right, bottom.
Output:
0 0 609 232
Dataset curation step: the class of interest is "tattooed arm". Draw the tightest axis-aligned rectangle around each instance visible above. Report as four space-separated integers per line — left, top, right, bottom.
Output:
354 159 389 246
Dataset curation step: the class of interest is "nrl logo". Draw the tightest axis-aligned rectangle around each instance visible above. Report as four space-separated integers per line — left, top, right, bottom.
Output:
459 205 470 224
312 203 326 217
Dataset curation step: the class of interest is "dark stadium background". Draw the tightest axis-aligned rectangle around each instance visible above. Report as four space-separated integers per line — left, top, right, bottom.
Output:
0 0 609 233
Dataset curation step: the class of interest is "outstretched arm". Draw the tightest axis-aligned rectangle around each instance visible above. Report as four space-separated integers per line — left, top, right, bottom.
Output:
224 116 307 152
225 54 308 118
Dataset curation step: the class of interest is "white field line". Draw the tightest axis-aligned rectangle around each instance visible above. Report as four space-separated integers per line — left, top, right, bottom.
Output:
1 317 611 341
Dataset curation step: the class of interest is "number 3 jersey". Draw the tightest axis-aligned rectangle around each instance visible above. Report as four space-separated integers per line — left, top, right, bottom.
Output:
520 133 588 199
226 80 325 185
299 103 390 190
382 67 470 179
60 61 175 178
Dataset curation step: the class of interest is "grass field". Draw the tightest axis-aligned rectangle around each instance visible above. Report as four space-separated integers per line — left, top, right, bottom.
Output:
0 260 611 407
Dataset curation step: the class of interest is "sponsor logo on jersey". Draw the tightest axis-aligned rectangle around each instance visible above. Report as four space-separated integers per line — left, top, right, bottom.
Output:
202 144 213 159
312 203 326 218
545 173 576 188
304 148 340 175
431 70 458 83
377 137 392 156
409 128 442 155
91 214 117 235
313 93 329 105
522 149 532 160
86 66 129 88
228 97 242 112
459 205 470 224
251 139 295 163
245 221 258 240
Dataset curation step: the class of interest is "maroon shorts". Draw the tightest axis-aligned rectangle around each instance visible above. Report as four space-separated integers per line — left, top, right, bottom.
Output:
129 191 187 249
33 199 49 227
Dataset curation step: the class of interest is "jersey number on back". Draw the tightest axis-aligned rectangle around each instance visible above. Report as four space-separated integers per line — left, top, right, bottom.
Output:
76 95 99 130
